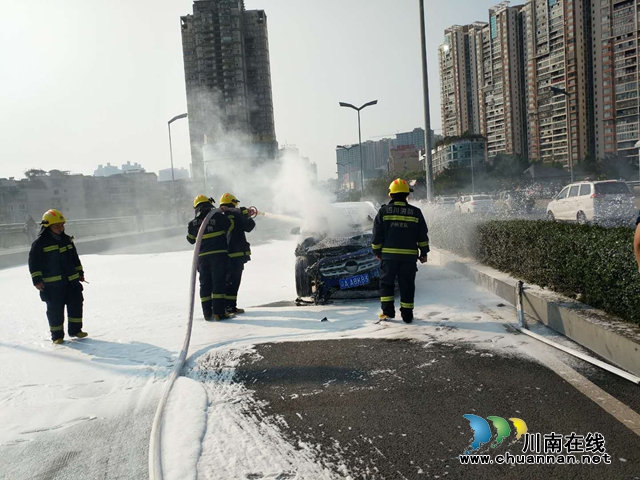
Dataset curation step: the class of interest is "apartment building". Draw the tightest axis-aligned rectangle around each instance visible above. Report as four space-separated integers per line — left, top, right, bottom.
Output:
592 0 640 160
480 3 527 159
523 0 594 167
180 0 277 179
439 25 484 137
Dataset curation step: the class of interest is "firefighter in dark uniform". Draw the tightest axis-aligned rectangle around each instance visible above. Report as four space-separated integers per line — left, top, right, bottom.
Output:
187 195 232 321
219 193 256 314
28 209 88 344
372 178 429 323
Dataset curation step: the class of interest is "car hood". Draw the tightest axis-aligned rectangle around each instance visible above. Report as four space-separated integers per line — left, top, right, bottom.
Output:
304 232 373 256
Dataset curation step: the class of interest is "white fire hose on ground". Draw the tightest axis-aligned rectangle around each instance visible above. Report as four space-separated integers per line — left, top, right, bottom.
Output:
148 208 216 480
148 206 302 478
515 281 640 385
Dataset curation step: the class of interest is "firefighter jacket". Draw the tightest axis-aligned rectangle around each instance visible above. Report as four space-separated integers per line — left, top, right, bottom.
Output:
371 200 430 261
223 206 256 262
28 228 84 287
187 205 231 257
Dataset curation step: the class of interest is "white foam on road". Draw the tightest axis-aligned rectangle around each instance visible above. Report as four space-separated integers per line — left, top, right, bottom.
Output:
0 237 554 479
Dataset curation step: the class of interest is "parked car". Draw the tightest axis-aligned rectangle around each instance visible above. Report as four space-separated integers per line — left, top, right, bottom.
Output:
455 195 495 214
494 190 535 214
294 202 382 303
433 196 457 211
546 180 636 225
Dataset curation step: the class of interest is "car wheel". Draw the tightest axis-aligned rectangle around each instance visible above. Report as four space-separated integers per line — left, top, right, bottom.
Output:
547 211 555 222
577 211 587 225
295 256 313 298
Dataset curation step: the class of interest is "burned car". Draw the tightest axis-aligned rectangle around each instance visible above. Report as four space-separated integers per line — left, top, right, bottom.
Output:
295 202 381 303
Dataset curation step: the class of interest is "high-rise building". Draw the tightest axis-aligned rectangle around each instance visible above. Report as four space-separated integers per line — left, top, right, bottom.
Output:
439 25 484 137
592 0 640 161
395 127 428 151
439 4 526 160
523 0 594 167
335 128 435 190
479 3 527 159
180 0 277 180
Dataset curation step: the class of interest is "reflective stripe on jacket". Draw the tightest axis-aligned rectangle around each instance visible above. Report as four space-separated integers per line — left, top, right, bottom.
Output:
372 200 430 261
28 229 83 286
224 206 255 262
187 206 231 256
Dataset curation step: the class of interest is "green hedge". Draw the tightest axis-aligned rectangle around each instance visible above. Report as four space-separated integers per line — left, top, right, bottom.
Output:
428 216 640 324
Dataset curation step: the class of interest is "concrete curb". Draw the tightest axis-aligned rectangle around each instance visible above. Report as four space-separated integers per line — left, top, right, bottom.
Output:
0 227 184 270
430 248 640 377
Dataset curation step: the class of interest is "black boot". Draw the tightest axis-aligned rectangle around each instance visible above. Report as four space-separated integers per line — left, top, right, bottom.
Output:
401 308 413 324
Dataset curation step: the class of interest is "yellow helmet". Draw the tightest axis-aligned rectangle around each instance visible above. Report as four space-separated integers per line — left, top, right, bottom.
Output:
388 178 411 195
41 209 66 226
219 193 240 205
193 194 212 209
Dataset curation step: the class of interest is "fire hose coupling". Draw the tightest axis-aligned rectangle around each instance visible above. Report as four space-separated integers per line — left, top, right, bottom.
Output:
248 206 259 218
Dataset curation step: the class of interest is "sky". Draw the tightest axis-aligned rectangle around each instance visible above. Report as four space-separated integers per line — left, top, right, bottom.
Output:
0 0 505 181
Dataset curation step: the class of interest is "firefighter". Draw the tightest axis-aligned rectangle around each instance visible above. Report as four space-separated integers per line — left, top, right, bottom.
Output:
28 209 88 344
372 178 429 323
23 214 37 244
219 193 256 314
187 195 232 321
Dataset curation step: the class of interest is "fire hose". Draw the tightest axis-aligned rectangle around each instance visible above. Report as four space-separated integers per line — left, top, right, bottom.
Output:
149 206 302 477
148 208 216 480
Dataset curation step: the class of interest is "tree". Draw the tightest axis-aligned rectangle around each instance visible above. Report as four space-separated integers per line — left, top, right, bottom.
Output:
487 154 530 179
24 169 46 179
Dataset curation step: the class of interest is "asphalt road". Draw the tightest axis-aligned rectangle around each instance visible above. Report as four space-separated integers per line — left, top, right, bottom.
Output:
235 338 640 480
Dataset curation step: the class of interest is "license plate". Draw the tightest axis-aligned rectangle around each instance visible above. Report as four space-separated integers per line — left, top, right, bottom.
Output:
339 274 370 290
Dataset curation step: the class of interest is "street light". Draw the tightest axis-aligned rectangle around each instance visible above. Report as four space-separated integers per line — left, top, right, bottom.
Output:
419 0 434 201
550 86 574 182
168 113 188 224
635 140 640 182
339 100 378 198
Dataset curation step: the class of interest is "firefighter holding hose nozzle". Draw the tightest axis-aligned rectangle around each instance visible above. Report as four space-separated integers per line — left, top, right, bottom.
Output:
187 195 232 321
219 193 256 315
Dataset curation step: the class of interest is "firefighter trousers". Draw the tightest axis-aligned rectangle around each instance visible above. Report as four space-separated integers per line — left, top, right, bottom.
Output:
226 258 245 310
198 254 229 318
41 282 84 341
380 259 417 320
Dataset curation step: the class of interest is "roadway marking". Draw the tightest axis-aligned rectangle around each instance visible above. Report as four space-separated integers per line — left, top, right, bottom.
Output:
479 305 640 437
535 353 640 437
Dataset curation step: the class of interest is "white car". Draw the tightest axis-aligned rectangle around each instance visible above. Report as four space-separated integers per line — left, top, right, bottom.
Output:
434 196 457 211
455 195 495 214
546 180 636 225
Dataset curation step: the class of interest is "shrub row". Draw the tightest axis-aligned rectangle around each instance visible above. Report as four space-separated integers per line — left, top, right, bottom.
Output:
428 215 640 325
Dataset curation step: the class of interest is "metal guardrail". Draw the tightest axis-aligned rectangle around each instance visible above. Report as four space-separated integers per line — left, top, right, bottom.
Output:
0 215 170 249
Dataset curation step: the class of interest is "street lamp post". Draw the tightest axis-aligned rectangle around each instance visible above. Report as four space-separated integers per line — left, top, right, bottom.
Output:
471 155 475 194
339 101 378 198
168 113 188 224
419 0 434 201
550 86 573 182
635 140 640 182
